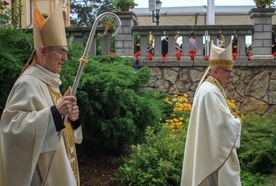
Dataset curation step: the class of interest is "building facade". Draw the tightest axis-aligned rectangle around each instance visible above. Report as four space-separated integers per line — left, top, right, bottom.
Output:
4 0 70 28
131 5 276 26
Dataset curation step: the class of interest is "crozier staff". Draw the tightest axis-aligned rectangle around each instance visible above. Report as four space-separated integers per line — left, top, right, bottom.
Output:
181 41 243 186
0 4 82 186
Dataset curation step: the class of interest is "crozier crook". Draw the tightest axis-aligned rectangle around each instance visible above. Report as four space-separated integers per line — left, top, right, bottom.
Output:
71 12 121 96
41 12 121 185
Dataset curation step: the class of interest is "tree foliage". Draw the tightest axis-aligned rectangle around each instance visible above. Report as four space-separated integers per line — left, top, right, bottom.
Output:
70 0 114 27
0 29 33 111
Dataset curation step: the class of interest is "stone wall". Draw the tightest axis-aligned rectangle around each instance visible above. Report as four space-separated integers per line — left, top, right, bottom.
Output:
143 60 276 114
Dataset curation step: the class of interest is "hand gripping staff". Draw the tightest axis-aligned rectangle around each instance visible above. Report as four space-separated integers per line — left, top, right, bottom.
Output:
40 12 121 185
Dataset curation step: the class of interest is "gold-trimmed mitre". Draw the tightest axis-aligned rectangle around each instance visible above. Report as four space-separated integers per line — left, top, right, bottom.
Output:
33 4 67 48
209 40 233 68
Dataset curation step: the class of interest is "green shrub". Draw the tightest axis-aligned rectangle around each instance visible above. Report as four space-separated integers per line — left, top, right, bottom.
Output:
241 171 275 186
116 124 186 185
116 113 275 186
61 54 168 155
239 114 276 174
0 28 33 109
59 41 85 90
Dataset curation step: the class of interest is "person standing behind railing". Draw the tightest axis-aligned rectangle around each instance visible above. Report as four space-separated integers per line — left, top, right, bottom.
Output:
216 33 224 48
189 32 197 50
271 30 276 55
232 34 238 54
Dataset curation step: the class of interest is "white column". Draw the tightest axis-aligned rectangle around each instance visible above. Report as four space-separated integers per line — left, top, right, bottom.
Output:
207 0 215 25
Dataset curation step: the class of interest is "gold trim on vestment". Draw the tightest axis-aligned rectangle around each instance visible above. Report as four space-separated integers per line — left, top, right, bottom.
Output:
205 76 227 99
48 86 80 186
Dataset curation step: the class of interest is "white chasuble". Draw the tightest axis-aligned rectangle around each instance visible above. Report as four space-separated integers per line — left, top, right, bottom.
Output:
181 80 242 186
0 65 82 186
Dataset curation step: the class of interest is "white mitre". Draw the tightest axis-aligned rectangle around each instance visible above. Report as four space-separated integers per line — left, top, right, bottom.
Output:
33 3 67 48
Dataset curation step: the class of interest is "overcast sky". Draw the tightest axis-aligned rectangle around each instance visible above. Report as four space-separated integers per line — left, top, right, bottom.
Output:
134 0 257 8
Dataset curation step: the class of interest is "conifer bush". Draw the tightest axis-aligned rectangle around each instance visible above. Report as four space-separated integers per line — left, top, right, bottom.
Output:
238 114 276 174
0 28 33 109
61 54 168 155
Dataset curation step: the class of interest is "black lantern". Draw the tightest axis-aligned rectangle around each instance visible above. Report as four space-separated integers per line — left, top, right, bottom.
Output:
152 0 162 25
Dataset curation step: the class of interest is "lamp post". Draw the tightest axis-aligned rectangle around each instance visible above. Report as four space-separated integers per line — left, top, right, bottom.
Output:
152 0 162 25
203 5 209 56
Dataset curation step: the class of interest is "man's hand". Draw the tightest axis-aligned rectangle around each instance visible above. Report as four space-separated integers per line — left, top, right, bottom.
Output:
56 87 79 121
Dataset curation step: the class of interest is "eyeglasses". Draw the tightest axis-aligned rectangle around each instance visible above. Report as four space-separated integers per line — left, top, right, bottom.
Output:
217 68 234 75
48 47 69 56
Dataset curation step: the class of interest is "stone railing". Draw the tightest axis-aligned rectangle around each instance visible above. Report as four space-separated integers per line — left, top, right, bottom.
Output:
66 26 112 56
132 25 253 62
65 9 276 114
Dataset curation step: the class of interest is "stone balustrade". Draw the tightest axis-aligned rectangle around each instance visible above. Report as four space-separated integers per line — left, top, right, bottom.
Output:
132 25 253 62
64 9 276 114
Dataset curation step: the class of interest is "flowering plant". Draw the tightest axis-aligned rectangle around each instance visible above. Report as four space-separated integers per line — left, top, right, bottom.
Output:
147 52 153 60
0 0 9 19
113 0 138 11
0 1 23 28
247 51 253 60
175 51 182 60
254 0 275 8
227 99 243 118
189 49 196 60
109 51 116 56
162 53 168 61
134 51 140 58
133 51 154 60
163 94 192 129
0 0 9 13
232 52 238 60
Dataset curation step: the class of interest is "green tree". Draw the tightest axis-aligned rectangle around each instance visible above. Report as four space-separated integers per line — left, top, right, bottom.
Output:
70 0 114 27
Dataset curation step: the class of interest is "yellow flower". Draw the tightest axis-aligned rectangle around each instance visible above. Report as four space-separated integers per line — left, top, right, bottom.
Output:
173 118 179 122
172 98 178 102
162 94 192 129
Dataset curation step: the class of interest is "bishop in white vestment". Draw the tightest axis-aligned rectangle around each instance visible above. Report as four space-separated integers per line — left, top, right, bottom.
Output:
181 41 243 186
0 4 82 186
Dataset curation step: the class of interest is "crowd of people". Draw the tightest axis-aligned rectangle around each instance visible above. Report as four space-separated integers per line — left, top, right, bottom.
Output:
135 31 276 59
135 32 242 57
